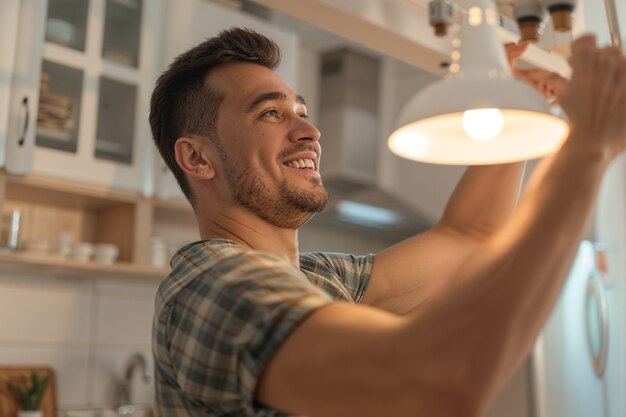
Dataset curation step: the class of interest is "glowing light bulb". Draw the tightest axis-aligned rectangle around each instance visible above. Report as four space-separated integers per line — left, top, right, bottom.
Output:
462 108 504 142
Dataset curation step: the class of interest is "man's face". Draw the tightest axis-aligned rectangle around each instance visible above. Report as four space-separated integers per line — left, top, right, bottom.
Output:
208 62 329 229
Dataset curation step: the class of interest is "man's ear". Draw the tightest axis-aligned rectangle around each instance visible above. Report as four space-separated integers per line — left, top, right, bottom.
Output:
174 136 216 180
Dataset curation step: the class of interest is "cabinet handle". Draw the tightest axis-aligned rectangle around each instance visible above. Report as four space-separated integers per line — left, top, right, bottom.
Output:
18 96 29 147
585 269 609 378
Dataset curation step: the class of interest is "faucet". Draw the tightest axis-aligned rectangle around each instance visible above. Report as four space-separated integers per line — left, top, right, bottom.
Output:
116 352 152 407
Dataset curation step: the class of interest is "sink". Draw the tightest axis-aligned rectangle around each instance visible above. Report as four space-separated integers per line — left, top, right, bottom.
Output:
63 405 153 417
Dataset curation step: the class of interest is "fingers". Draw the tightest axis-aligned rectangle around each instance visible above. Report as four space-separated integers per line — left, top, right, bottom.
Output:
524 69 567 91
505 42 529 64
596 47 622 117
570 34 598 85
516 69 567 99
610 54 626 115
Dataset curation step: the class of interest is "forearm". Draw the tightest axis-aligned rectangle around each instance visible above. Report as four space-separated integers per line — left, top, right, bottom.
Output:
438 162 525 239
365 163 526 314
400 143 609 414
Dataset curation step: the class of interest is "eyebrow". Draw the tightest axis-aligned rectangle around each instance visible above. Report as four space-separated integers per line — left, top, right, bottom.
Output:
246 91 307 113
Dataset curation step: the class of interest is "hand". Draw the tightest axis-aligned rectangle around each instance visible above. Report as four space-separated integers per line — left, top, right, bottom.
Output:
558 35 626 160
505 42 567 101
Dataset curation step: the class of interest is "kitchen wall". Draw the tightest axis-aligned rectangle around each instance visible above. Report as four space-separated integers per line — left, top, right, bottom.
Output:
0 272 157 408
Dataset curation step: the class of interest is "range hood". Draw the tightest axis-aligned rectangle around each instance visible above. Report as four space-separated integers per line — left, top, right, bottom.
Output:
314 48 432 240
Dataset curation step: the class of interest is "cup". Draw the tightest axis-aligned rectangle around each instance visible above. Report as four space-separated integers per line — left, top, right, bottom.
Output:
151 238 168 268
57 231 74 257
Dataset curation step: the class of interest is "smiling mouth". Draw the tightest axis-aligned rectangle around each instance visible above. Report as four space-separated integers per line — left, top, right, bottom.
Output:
283 158 316 170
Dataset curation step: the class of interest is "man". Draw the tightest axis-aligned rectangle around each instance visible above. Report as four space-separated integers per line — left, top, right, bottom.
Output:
149 27 626 417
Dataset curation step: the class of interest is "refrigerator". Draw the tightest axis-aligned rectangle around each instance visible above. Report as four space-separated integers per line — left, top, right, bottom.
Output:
531 155 626 417
528 2 626 417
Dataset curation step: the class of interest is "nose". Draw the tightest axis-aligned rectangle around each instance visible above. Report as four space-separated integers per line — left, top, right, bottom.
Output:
288 115 321 143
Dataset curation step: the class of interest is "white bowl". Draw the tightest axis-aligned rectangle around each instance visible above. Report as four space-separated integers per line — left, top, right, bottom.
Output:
94 243 119 264
71 242 94 262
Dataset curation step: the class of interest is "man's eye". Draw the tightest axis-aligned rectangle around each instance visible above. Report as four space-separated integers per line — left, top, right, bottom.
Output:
299 113 309 120
263 110 280 118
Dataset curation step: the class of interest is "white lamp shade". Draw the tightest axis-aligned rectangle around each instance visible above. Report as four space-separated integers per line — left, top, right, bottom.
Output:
388 77 570 165
388 0 570 166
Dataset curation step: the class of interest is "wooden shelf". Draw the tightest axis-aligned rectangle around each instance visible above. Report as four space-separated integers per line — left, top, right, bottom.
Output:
2 172 140 209
0 250 169 280
151 196 193 213
0 172 193 281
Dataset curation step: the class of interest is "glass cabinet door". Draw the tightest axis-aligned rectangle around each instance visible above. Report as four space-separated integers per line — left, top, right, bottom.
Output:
45 0 89 51
36 60 83 153
102 0 142 67
30 0 154 192
95 76 136 164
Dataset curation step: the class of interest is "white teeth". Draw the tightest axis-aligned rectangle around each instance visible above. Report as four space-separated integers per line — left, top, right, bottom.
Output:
284 158 315 169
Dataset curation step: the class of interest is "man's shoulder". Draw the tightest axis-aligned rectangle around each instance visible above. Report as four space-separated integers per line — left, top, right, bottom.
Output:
299 251 375 274
156 239 302 309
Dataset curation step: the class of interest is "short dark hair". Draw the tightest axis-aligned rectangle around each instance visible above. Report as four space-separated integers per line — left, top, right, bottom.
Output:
149 27 282 205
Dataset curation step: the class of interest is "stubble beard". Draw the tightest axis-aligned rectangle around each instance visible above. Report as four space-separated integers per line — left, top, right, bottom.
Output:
225 163 330 229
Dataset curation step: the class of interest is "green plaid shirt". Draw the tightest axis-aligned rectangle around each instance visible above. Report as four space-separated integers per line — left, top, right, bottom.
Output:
153 239 374 417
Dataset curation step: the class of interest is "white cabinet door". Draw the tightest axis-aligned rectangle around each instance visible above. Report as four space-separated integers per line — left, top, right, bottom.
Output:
8 0 163 192
6 0 47 175
0 0 22 168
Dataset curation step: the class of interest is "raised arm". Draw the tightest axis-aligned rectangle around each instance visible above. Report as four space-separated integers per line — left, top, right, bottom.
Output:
364 43 567 314
256 35 626 417
363 162 525 313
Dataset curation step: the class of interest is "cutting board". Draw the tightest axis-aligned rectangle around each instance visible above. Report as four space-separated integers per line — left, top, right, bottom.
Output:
0 367 57 417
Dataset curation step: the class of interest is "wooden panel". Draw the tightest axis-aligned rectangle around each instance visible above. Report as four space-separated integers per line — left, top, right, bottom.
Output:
95 204 135 262
133 200 153 266
3 173 139 207
151 197 192 214
0 176 7 247
0 175 6 219
0 251 166 280
0 367 57 417
2 200 90 248
153 205 198 243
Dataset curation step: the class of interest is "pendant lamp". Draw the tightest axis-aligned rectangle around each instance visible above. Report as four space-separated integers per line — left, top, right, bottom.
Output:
388 0 570 165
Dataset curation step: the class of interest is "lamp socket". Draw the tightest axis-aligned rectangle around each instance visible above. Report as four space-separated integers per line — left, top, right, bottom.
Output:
514 0 545 43
428 0 455 36
541 0 576 32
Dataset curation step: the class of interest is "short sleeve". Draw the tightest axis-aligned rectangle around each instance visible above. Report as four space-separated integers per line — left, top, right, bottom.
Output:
165 252 333 414
300 252 375 303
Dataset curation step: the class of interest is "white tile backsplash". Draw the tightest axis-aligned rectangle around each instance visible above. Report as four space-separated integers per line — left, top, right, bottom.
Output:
0 346 91 406
89 348 154 406
0 274 162 408
0 277 93 344
95 280 159 299
95 293 155 346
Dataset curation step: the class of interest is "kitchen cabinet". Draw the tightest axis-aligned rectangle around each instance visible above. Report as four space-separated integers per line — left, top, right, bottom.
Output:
0 0 21 169
6 0 163 193
1 0 301 279
0 171 197 280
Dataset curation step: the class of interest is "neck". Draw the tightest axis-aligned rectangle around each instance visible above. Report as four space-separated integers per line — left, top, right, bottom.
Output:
196 204 303 267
